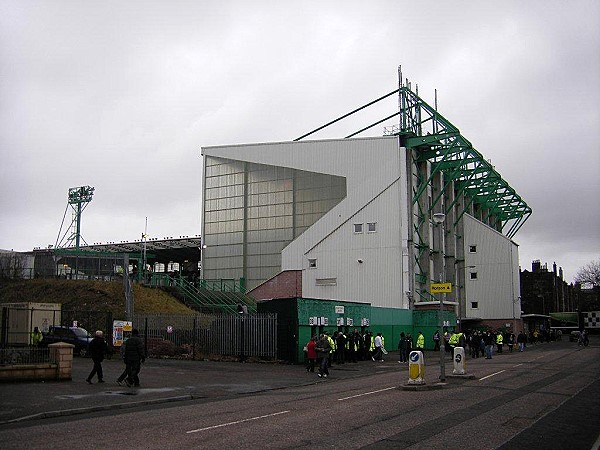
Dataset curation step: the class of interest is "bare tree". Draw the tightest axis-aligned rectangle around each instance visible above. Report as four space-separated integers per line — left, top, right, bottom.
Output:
574 258 600 288
0 252 25 279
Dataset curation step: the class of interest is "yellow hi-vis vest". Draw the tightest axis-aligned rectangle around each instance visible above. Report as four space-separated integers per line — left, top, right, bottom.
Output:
416 334 425 348
496 334 503 344
449 333 459 345
327 336 335 353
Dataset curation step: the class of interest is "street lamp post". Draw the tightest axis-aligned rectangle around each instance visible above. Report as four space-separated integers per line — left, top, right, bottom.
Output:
433 212 446 382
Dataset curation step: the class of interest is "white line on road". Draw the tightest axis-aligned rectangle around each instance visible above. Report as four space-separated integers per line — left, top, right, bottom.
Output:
514 364 523 367
186 410 290 434
479 370 506 381
338 386 396 401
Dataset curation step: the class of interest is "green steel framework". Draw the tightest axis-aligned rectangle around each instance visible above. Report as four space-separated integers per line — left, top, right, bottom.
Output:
55 185 95 251
295 71 532 304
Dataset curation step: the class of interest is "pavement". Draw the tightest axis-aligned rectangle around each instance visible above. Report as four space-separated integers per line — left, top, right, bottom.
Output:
1 344 599 449
0 354 390 424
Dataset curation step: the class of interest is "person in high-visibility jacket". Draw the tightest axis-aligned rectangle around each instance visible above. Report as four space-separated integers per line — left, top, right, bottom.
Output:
448 331 459 353
30 327 43 347
325 331 335 367
415 331 425 350
496 332 504 353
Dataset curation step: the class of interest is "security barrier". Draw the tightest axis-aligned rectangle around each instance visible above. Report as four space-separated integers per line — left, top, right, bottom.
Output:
407 350 425 385
453 346 466 375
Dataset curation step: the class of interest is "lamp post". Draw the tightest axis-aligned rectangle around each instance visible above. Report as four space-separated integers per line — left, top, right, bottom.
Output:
432 212 446 382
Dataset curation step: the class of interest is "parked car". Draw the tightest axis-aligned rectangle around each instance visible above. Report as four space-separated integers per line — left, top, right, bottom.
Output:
569 331 581 342
41 326 92 356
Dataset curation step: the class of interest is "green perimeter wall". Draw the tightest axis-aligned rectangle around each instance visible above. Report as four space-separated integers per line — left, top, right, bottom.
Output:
412 309 457 350
259 297 457 362
296 300 414 363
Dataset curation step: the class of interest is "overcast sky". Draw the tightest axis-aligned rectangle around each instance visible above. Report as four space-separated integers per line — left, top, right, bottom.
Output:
1 1 598 282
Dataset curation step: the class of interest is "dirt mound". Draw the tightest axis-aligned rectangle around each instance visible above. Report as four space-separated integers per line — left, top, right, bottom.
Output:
0 279 195 316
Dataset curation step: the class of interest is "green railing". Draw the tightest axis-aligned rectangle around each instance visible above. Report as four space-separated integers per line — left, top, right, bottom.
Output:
146 274 255 315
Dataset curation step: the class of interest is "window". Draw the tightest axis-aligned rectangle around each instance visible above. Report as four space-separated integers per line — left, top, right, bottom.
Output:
470 272 478 280
308 258 317 268
316 278 337 286
471 302 479 309
367 222 377 233
353 223 363 234
469 245 477 253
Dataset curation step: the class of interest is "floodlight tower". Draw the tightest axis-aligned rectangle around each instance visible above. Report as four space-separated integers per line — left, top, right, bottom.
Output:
56 186 95 250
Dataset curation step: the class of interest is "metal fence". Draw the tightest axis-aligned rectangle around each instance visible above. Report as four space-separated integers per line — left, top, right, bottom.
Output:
0 347 54 366
0 306 113 348
135 313 278 360
0 306 278 361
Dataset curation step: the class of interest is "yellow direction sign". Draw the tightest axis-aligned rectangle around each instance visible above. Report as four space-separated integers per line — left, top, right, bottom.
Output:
430 282 452 294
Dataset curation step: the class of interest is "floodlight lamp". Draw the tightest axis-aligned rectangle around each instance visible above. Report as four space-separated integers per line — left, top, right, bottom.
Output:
432 213 446 224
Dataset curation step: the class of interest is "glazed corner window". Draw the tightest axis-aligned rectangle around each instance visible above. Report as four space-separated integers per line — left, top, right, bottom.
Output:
367 222 377 233
470 272 478 280
308 258 317 268
469 245 477 253
471 302 479 309
353 223 363 234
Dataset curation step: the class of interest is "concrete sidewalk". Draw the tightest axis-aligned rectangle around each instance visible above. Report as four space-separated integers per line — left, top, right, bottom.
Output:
0 355 388 424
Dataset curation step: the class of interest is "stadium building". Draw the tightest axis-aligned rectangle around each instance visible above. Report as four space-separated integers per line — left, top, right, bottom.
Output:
200 71 531 359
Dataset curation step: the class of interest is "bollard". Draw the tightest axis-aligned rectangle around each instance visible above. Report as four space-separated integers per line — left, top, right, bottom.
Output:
453 346 466 375
407 350 425 385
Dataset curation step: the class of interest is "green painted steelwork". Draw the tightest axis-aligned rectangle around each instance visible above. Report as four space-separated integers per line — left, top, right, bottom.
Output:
397 84 531 302
55 186 95 251
295 71 531 307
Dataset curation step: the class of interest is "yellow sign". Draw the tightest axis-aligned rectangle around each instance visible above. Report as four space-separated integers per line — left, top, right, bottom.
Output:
430 282 452 294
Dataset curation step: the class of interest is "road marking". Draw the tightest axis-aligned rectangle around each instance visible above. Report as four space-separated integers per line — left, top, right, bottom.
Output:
514 363 523 367
338 386 396 401
479 370 506 381
186 410 290 434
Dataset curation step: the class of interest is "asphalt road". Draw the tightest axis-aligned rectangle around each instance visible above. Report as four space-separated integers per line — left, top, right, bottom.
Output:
0 340 598 449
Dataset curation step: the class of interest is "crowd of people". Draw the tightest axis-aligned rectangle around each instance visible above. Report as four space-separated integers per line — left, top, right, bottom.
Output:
304 326 581 377
304 330 394 377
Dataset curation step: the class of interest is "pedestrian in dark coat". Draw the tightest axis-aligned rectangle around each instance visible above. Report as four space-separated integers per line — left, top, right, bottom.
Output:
315 334 331 378
398 332 409 363
86 330 110 384
124 328 145 387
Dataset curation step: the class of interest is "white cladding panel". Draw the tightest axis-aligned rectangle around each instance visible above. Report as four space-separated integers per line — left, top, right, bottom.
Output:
302 179 405 308
202 136 406 308
463 214 520 320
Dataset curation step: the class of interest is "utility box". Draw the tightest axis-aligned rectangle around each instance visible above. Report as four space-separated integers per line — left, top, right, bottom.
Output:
1 302 61 346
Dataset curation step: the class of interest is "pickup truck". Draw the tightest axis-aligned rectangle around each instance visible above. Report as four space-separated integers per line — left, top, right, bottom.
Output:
41 326 92 356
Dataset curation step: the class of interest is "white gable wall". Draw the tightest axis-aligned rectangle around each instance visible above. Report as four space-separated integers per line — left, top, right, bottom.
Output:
464 214 521 320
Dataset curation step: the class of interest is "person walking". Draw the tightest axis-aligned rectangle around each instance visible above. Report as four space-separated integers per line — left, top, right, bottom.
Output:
432 330 440 351
116 339 128 385
517 331 526 352
372 332 384 361
484 331 494 359
124 328 145 387
305 336 317 373
315 333 331 378
398 332 408 363
507 333 515 352
470 332 480 358
30 327 43 347
415 331 425 351
496 332 504 353
86 330 110 384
